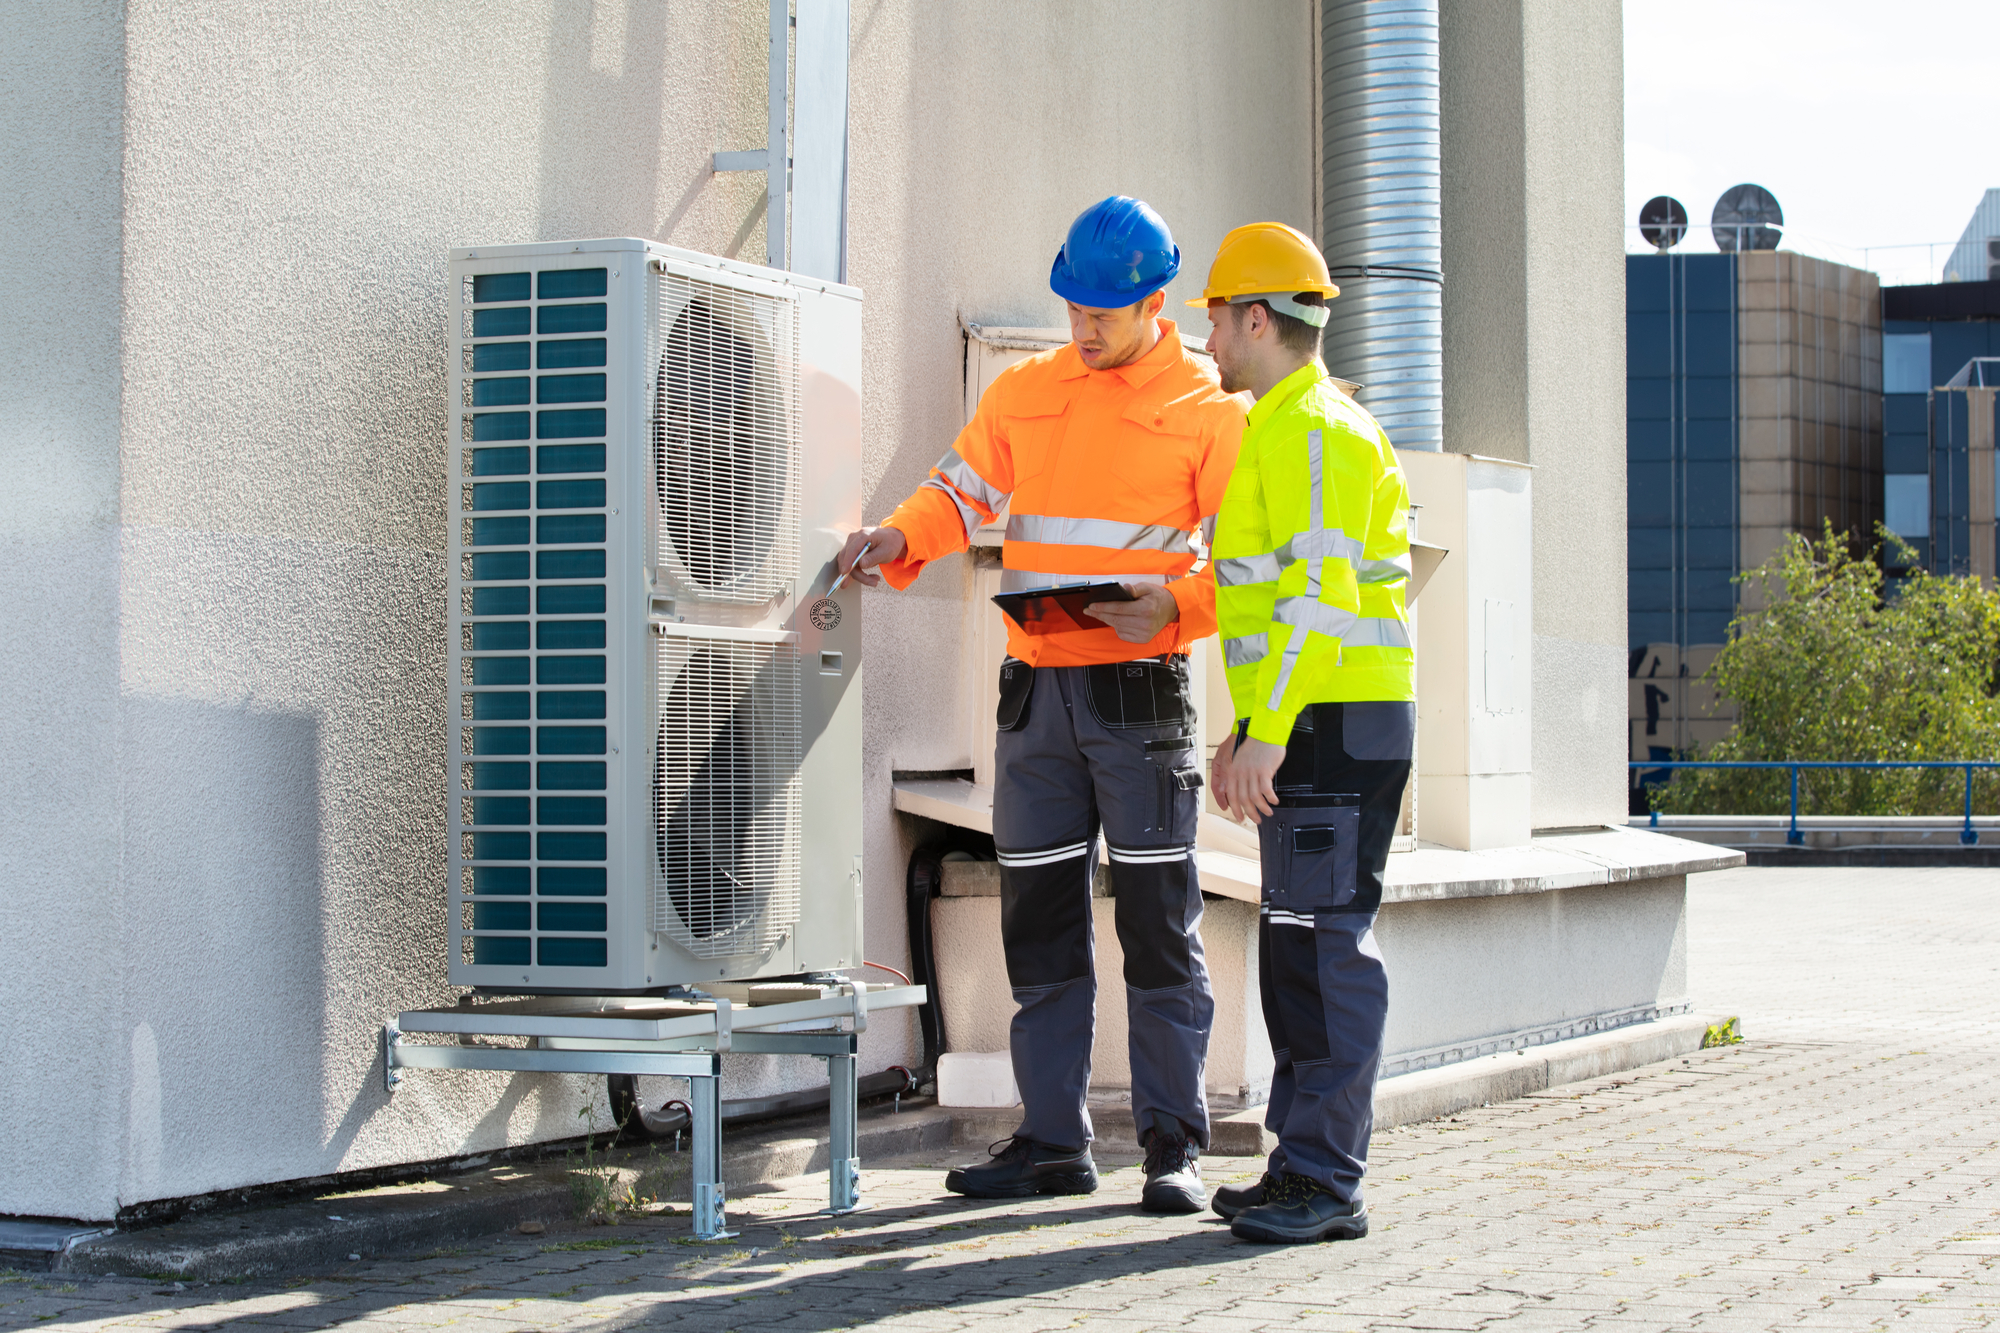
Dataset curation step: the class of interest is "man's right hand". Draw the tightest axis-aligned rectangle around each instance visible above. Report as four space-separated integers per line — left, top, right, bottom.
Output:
835 526 906 589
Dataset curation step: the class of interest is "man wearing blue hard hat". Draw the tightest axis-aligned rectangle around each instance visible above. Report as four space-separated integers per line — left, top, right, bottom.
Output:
839 197 1243 1213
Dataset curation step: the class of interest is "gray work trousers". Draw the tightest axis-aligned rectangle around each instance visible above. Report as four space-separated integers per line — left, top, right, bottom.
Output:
1255 700 1413 1204
991 656 1213 1152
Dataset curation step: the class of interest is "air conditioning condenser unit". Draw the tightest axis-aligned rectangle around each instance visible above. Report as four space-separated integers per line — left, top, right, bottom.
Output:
446 238 862 993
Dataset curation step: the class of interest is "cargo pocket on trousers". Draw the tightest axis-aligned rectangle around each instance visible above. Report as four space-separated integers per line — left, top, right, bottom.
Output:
1085 657 1195 731
1259 796 1361 913
1143 735 1201 833
996 658 1034 732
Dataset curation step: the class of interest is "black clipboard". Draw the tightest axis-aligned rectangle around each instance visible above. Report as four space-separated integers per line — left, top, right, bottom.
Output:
990 582 1136 635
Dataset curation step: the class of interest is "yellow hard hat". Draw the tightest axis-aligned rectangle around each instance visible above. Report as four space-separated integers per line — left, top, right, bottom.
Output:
1185 222 1339 312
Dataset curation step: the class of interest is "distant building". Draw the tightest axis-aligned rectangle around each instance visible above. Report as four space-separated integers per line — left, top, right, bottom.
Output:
1940 189 2000 284
1625 250 1880 796
1880 279 2000 582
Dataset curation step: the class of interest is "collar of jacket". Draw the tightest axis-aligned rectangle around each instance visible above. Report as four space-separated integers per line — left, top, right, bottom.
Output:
1053 318 1188 389
1245 360 1330 433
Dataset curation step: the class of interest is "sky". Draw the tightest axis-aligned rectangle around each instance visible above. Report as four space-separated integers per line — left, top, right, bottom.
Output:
1624 1 2000 286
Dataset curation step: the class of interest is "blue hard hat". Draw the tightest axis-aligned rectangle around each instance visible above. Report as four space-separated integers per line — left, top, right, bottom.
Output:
1049 196 1181 309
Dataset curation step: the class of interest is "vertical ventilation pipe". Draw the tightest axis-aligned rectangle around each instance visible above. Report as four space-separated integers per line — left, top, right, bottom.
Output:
1321 0 1442 450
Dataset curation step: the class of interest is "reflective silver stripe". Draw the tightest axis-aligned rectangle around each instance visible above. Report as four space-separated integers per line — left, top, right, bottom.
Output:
1106 844 1194 864
1342 616 1412 649
934 448 1008 511
999 569 1170 594
1215 553 1282 587
1267 635 1307 713
1272 597 1359 639
996 840 1091 868
1303 429 1325 597
1356 553 1412 583
1279 528 1363 563
918 476 986 542
1006 513 1194 555
1266 910 1318 929
1224 633 1268 669
1268 430 1327 712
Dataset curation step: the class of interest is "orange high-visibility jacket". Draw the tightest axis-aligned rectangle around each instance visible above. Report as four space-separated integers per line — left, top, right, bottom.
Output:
879 320 1245 667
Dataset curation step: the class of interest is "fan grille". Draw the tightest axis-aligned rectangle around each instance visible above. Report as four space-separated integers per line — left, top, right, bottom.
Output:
653 272 799 604
652 634 802 957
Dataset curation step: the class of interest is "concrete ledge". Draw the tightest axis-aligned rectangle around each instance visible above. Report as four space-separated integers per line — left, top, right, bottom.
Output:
907 782 1744 906
1744 845 2000 868
1383 827 1742 903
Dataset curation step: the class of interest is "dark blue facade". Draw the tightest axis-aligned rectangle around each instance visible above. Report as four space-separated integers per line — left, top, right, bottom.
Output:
1883 305 2000 577
1626 253 1738 651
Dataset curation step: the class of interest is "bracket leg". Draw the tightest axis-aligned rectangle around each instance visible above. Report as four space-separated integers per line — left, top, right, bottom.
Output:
827 1051 860 1213
689 1071 734 1239
382 1024 402 1093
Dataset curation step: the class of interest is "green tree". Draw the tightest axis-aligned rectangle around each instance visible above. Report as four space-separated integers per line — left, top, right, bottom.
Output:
1648 523 2000 817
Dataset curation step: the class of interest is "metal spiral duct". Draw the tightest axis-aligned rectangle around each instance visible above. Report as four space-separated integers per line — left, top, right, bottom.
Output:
1321 0 1442 450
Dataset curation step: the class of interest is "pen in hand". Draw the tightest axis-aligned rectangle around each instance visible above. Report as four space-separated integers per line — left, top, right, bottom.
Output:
828 539 875 595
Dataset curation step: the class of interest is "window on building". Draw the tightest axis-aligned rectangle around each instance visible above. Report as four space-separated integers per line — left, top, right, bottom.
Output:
1884 334 1933 394
1884 474 1930 539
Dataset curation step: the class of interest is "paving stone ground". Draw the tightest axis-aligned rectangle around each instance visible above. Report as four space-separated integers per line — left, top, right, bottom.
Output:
9 865 2000 1332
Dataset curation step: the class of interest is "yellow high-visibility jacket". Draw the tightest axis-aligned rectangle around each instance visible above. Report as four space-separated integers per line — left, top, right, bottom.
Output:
1212 361 1414 744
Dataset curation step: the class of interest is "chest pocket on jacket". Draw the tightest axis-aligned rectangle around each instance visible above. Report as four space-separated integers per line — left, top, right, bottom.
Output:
998 408 1068 494
1107 411 1200 496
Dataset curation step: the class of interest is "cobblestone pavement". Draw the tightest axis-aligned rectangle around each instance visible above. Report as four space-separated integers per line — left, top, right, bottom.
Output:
10 866 2000 1332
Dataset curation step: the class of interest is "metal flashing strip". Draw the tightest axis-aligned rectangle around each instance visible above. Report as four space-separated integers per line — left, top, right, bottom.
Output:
1379 1000 1695 1079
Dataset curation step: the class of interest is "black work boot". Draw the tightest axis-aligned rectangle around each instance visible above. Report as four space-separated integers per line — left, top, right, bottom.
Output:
1210 1170 1277 1220
1138 1113 1205 1214
1229 1172 1367 1243
945 1137 1099 1199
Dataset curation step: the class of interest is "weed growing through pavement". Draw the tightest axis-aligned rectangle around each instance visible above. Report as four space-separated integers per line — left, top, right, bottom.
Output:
564 1103 690 1224
1702 1016 1744 1048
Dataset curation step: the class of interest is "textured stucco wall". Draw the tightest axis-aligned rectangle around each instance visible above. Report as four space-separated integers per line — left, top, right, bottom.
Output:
4 0 1316 1221
0 0 128 1223
1439 0 1626 829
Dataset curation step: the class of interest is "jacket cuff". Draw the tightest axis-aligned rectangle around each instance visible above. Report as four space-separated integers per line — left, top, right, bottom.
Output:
1167 577 1215 643
1244 706 1300 747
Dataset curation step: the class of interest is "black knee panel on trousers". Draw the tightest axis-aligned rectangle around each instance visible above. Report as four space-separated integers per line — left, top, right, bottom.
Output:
1000 856 1094 989
1110 860 1198 991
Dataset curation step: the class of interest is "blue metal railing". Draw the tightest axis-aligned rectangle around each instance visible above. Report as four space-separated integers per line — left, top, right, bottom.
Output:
1631 760 2000 846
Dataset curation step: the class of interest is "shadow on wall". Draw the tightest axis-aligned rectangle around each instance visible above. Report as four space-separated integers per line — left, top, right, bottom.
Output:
537 0 669 240
119 696 325 1208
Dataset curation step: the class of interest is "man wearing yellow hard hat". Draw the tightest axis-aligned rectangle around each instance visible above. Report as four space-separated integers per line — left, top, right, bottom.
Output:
1193 222 1415 1244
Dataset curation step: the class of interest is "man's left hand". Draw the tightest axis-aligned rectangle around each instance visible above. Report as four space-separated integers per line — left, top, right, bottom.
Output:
1084 583 1180 644
1218 736 1286 824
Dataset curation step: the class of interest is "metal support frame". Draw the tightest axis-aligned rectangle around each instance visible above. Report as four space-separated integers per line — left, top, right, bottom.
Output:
382 985 921 1239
